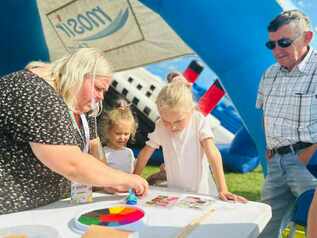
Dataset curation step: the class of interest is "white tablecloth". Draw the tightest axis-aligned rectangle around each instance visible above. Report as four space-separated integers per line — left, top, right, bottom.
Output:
0 187 271 238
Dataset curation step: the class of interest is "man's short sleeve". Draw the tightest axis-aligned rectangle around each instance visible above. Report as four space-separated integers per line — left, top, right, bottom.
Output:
256 75 265 109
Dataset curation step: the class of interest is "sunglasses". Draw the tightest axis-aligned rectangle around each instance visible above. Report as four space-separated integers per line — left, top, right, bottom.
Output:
265 37 297 50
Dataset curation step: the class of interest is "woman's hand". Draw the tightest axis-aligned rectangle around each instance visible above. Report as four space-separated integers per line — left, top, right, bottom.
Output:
101 187 118 194
128 174 149 197
102 174 149 197
108 174 149 196
218 191 248 203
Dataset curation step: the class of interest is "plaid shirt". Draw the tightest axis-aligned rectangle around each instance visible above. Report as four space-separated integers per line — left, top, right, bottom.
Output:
256 48 317 149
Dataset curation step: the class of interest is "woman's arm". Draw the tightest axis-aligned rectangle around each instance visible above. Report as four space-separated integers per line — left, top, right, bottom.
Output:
133 145 155 175
307 189 317 238
201 138 247 202
30 143 148 195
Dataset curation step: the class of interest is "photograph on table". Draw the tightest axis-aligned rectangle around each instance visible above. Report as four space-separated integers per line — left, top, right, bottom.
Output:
145 195 180 208
176 196 215 210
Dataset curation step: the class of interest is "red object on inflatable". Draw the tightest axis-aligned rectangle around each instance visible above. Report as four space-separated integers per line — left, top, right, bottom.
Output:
183 60 204 83
198 79 225 116
183 60 225 116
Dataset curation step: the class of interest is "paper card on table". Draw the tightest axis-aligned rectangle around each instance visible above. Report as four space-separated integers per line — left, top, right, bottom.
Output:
145 195 180 208
81 225 138 238
176 196 215 210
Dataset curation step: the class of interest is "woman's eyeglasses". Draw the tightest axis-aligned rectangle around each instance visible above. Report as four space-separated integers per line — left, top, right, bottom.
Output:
265 34 302 50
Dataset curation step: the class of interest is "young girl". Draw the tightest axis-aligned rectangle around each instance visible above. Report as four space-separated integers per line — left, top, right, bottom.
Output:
134 80 246 202
99 99 138 174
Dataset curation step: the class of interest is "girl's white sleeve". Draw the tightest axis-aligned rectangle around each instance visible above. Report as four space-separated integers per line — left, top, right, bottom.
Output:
102 146 109 163
198 112 215 141
146 121 162 149
128 148 136 173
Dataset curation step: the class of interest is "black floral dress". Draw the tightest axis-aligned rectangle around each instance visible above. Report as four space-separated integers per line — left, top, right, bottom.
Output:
0 70 95 214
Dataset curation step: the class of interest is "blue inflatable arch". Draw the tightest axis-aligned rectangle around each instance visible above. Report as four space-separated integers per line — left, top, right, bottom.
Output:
2 0 317 174
139 0 317 173
0 1 49 76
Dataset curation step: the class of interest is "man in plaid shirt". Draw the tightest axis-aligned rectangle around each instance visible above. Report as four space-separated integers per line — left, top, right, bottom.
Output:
256 10 317 238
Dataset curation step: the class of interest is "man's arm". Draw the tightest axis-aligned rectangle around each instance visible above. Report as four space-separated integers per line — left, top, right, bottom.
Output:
298 144 317 164
307 189 317 238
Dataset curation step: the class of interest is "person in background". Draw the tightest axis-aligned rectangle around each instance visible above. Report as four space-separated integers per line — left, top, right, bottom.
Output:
98 98 138 174
0 47 148 214
256 10 317 238
134 79 246 202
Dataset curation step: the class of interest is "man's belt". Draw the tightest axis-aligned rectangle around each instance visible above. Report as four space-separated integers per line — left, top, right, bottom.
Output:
270 142 313 156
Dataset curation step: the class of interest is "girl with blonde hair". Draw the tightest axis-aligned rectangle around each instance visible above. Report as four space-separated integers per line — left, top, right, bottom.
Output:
99 98 138 174
134 80 245 202
0 48 148 214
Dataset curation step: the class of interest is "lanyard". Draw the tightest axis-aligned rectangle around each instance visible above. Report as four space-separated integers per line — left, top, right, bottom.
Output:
69 112 90 153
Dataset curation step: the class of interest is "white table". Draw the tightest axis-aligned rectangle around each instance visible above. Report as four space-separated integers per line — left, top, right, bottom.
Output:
0 187 271 238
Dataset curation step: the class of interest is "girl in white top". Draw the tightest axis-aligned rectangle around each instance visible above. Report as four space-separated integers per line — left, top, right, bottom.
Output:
134 79 246 202
99 100 137 173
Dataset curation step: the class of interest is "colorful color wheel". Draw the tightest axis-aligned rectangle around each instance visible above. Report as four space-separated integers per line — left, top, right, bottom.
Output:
77 206 144 228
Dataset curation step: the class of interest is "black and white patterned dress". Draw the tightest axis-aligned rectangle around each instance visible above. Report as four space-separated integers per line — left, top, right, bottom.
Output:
0 70 95 214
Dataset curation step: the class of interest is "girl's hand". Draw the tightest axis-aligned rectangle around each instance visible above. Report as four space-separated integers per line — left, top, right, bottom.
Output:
218 191 248 203
146 170 167 185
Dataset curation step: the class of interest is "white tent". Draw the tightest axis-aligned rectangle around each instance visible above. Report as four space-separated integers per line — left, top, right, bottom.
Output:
37 0 193 72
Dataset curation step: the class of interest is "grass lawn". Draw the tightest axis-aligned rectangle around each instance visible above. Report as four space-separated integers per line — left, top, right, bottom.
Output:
224 166 264 201
142 165 264 201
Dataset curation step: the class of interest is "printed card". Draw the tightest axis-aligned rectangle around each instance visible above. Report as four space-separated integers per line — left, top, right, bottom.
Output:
145 195 180 208
176 196 215 210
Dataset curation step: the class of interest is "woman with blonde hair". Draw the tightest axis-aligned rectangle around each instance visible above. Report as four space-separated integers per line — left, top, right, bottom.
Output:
0 48 148 214
26 48 109 156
